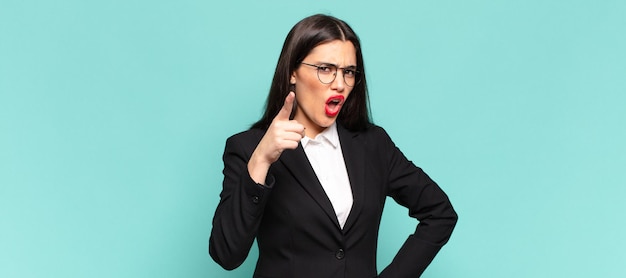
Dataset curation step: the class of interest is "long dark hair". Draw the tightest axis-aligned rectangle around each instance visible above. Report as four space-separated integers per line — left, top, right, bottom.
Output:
251 14 371 131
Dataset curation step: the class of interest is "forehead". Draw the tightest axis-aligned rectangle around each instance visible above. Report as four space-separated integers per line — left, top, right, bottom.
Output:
305 40 357 65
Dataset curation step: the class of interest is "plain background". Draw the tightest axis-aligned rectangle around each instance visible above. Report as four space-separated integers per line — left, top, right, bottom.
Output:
1 0 625 277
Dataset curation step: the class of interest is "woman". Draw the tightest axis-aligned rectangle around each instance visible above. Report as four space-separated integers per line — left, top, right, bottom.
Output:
209 14 457 278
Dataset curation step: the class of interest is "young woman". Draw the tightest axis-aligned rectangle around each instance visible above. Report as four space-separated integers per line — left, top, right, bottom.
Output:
209 14 458 278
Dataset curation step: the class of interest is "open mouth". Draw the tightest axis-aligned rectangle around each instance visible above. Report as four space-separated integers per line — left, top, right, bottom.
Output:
325 95 345 117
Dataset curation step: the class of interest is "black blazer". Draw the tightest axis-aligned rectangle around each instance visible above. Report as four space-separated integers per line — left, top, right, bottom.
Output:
209 124 457 278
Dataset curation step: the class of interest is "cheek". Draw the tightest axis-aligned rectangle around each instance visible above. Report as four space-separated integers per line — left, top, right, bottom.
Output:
296 92 317 109
345 89 354 100
295 80 322 101
299 75 321 91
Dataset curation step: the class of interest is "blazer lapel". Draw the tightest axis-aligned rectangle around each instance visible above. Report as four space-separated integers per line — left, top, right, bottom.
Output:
337 125 365 233
279 144 341 229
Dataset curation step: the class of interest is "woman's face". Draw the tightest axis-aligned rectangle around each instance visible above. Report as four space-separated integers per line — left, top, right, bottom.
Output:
291 40 357 137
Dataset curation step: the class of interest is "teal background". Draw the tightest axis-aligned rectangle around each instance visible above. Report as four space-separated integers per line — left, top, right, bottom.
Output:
1 0 625 277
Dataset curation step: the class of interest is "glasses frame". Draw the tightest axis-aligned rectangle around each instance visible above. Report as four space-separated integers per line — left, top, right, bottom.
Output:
300 62 360 87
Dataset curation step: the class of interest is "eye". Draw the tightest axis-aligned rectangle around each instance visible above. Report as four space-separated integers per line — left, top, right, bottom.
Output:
343 68 357 77
317 65 333 73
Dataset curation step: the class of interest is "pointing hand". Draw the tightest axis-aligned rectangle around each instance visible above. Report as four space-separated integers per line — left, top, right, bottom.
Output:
248 92 305 184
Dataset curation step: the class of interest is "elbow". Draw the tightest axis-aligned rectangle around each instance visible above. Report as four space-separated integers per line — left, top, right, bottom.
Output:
214 258 243 271
443 206 459 243
450 206 459 226
209 238 246 271
433 204 459 244
444 205 459 232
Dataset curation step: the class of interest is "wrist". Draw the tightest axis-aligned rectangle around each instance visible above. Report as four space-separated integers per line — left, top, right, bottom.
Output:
248 152 271 185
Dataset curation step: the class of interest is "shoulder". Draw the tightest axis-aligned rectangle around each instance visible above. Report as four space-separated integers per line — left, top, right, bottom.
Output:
224 128 266 154
354 123 394 143
339 123 397 153
227 128 265 142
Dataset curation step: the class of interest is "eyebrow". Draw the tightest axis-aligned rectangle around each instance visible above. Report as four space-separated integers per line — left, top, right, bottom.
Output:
317 62 358 68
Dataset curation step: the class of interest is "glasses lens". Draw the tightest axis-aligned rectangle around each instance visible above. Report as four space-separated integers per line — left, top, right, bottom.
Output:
317 65 337 84
344 69 357 87
315 64 359 87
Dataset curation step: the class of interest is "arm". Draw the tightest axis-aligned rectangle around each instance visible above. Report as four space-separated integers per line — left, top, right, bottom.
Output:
209 134 274 270
209 92 304 269
377 129 458 277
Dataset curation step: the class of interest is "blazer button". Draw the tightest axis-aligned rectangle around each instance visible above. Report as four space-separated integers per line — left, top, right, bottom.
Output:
252 196 260 204
335 249 345 260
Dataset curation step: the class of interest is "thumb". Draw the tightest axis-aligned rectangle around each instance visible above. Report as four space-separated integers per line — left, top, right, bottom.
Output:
275 92 295 120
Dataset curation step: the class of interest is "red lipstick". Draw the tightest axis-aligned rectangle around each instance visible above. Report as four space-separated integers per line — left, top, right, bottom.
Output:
325 95 345 117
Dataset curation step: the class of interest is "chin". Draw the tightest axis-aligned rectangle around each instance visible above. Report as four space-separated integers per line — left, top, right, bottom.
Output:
318 119 336 128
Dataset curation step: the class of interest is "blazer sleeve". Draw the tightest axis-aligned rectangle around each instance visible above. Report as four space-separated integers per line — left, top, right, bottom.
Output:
209 132 274 270
376 127 458 277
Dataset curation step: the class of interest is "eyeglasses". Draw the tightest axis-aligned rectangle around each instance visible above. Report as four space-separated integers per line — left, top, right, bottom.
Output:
300 62 360 87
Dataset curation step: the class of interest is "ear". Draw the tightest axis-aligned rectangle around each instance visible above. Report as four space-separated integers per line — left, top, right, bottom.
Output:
290 72 296 84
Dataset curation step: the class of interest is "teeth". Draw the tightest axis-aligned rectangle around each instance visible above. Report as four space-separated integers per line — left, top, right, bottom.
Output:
327 97 343 105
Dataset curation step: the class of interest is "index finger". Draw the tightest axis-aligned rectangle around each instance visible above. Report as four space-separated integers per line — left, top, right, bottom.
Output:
275 92 295 121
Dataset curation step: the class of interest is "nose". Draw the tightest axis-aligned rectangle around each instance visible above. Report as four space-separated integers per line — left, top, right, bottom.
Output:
330 72 345 92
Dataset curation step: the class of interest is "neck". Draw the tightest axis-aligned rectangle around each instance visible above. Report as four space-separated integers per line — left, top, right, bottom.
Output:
304 125 326 138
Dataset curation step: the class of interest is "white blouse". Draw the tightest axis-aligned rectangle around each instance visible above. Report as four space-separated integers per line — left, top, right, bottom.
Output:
301 123 353 229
